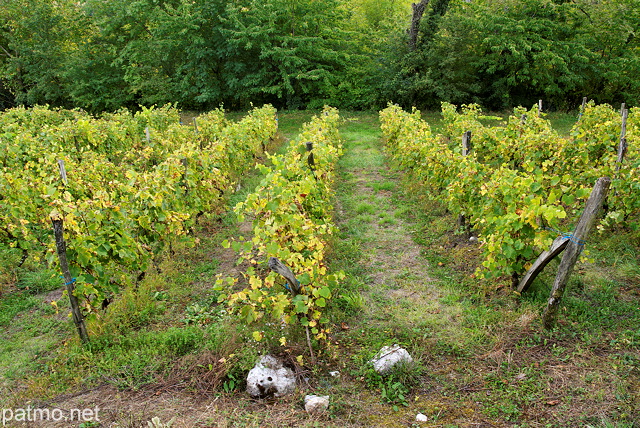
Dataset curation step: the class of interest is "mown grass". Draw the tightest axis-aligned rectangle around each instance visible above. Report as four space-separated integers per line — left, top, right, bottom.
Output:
0 109 637 427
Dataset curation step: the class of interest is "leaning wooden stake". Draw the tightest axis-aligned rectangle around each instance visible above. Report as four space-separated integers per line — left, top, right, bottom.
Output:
517 236 569 293
542 177 611 329
268 257 301 295
51 216 90 344
268 257 314 362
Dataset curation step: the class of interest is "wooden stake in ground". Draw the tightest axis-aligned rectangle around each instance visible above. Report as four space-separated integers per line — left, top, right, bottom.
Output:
517 236 569 294
578 97 588 120
616 108 628 172
51 215 90 344
538 100 543 117
267 257 315 363
457 131 472 233
306 141 317 181
268 257 301 295
542 177 611 329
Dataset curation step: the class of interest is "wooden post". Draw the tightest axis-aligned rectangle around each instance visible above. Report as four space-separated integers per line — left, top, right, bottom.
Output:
268 257 301 295
57 159 68 186
51 216 90 344
458 131 472 233
193 117 199 134
578 97 587 120
616 109 629 172
145 127 151 144
461 130 472 156
181 158 189 194
542 177 611 329
306 141 317 180
538 100 543 117
517 236 569 293
267 257 314 363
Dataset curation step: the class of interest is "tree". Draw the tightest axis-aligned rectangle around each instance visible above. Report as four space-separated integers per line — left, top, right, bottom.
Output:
0 0 83 107
222 0 356 109
380 0 633 110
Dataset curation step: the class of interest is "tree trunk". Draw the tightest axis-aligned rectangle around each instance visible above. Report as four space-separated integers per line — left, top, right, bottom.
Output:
408 0 431 50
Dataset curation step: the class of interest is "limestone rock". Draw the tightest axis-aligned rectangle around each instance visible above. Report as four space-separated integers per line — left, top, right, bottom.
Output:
370 345 413 374
246 355 296 398
304 395 330 414
416 413 428 422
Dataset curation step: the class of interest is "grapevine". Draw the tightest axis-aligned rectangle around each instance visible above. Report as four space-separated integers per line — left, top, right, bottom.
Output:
215 106 345 347
380 102 639 284
0 104 278 314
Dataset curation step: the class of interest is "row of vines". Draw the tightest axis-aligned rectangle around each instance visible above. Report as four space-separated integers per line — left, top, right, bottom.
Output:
380 102 640 285
0 104 278 314
216 106 345 348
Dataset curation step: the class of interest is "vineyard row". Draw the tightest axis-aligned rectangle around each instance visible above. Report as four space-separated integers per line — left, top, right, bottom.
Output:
217 106 345 346
380 102 640 285
0 104 278 313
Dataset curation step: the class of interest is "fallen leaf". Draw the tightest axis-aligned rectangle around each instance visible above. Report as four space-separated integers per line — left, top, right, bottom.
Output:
546 400 560 406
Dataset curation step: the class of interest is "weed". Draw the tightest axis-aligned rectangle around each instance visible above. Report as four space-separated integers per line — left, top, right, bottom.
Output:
146 416 175 428
380 377 409 410
183 302 223 326
0 291 38 326
0 245 21 294
336 290 365 314
16 268 61 294
164 326 204 356
222 372 239 393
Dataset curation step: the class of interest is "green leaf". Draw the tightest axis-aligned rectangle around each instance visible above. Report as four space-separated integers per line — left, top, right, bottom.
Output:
295 299 309 314
318 286 331 298
298 273 311 285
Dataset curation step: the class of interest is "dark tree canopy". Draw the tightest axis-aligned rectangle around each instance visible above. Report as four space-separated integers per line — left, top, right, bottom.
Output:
0 0 638 112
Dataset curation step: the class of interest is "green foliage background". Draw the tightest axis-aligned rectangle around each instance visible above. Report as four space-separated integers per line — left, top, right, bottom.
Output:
1 0 638 112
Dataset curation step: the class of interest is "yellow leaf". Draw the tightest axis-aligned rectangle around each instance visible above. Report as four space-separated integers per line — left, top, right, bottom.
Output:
249 276 262 290
252 331 263 341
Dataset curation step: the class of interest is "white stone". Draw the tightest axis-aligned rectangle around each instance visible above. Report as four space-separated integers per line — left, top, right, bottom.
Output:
370 345 413 374
416 413 428 422
246 355 296 398
329 371 340 378
304 395 330 414
469 236 478 243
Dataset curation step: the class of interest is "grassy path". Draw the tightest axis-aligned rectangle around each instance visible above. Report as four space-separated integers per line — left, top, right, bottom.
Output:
333 114 461 336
